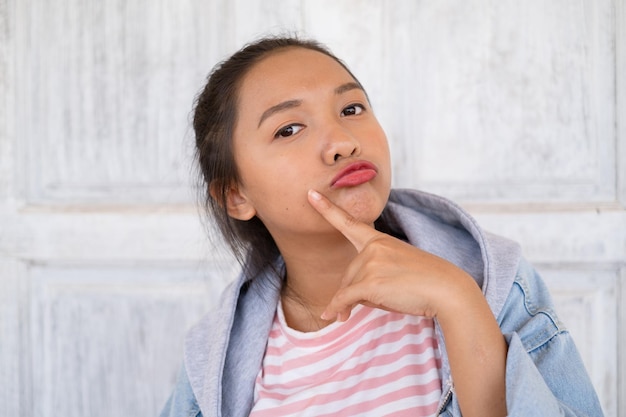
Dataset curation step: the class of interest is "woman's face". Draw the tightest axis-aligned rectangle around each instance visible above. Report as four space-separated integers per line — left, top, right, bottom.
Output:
229 47 391 243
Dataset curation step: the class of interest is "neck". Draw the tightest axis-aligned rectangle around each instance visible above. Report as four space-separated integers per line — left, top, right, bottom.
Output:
275 232 358 332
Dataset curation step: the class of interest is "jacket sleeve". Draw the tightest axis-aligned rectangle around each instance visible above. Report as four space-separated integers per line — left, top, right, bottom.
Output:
159 364 203 417
498 258 604 416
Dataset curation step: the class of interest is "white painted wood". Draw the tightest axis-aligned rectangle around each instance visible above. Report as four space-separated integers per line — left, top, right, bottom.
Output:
614 1 625 410
420 0 613 201
616 264 626 416
231 0 302 46
0 259 30 416
29 264 227 417
472 210 626 264
1 0 623 416
0 209 219 263
13 0 226 206
0 0 14 207
619 0 626 207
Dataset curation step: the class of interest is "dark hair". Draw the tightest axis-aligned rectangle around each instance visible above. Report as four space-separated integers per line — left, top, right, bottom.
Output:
193 35 364 278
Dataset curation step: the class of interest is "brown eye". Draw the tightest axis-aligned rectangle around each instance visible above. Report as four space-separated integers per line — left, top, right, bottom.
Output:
275 124 303 139
341 104 364 117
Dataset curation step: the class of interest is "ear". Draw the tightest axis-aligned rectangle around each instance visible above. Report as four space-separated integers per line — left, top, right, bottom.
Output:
210 182 256 221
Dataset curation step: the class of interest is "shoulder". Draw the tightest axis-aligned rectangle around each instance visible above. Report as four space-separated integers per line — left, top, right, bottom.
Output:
497 258 565 352
185 278 242 361
180 277 244 414
182 264 283 416
159 365 203 417
497 259 605 415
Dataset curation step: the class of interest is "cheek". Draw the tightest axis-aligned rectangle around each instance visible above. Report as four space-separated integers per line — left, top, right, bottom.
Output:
375 138 392 184
236 153 282 193
246 173 314 219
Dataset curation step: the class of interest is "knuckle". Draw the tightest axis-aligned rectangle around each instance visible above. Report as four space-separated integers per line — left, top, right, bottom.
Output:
334 289 351 305
369 275 387 290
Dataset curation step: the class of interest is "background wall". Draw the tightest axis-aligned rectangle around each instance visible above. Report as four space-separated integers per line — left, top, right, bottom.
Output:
1 1 624 416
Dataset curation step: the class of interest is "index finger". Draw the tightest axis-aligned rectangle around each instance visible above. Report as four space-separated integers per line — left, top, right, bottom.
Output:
307 189 380 252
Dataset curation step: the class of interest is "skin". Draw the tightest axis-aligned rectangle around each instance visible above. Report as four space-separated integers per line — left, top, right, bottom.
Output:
226 47 507 417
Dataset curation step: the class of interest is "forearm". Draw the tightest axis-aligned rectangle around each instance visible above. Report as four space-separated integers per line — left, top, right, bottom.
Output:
437 274 508 417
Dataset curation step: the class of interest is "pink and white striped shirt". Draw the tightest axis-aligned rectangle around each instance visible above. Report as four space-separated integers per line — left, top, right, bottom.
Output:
250 301 442 417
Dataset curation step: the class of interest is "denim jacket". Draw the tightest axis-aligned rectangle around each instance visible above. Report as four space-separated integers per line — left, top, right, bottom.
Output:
160 189 604 417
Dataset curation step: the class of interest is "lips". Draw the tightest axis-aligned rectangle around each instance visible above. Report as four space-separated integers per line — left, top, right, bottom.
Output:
331 161 378 188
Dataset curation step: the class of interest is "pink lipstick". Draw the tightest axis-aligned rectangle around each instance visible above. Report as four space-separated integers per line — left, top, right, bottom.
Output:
331 161 378 188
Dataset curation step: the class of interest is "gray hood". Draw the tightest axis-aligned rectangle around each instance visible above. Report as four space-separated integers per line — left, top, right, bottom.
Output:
184 188 522 417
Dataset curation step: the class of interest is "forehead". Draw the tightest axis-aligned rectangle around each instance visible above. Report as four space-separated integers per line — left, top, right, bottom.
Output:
238 47 356 105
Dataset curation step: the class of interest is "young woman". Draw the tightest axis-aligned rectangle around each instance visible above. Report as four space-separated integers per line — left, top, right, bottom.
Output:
161 36 603 417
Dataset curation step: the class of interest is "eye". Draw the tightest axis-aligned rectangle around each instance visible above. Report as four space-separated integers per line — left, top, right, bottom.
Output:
274 124 304 139
341 104 365 117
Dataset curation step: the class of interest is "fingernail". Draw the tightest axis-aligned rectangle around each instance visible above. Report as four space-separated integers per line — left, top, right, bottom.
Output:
309 189 322 201
320 311 330 320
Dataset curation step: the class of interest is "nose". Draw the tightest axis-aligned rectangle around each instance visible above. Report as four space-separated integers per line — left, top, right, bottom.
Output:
321 123 361 165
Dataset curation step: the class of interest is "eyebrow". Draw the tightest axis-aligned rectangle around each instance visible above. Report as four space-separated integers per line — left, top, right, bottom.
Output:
257 82 365 128
334 81 363 95
258 100 302 128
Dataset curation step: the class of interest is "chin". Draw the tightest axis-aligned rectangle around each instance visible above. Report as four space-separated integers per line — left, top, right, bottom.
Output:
337 187 388 224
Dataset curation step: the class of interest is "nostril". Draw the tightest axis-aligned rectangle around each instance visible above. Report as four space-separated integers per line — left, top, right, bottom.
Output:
334 154 340 161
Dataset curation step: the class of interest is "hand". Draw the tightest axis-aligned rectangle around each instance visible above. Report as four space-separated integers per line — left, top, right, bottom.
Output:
308 189 507 416
307 189 477 322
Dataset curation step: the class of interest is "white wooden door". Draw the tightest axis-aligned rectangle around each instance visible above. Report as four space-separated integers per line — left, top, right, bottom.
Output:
1 1 623 416
0 0 238 415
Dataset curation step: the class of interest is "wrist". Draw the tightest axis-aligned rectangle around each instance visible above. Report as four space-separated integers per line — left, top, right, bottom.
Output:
434 269 491 327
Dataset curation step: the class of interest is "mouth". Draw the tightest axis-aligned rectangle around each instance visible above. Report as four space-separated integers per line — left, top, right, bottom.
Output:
331 161 378 188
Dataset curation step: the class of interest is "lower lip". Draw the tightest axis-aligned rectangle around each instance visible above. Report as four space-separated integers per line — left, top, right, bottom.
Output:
332 169 377 188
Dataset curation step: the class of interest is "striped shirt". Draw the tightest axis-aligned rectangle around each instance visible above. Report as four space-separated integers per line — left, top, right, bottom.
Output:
250 301 442 416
